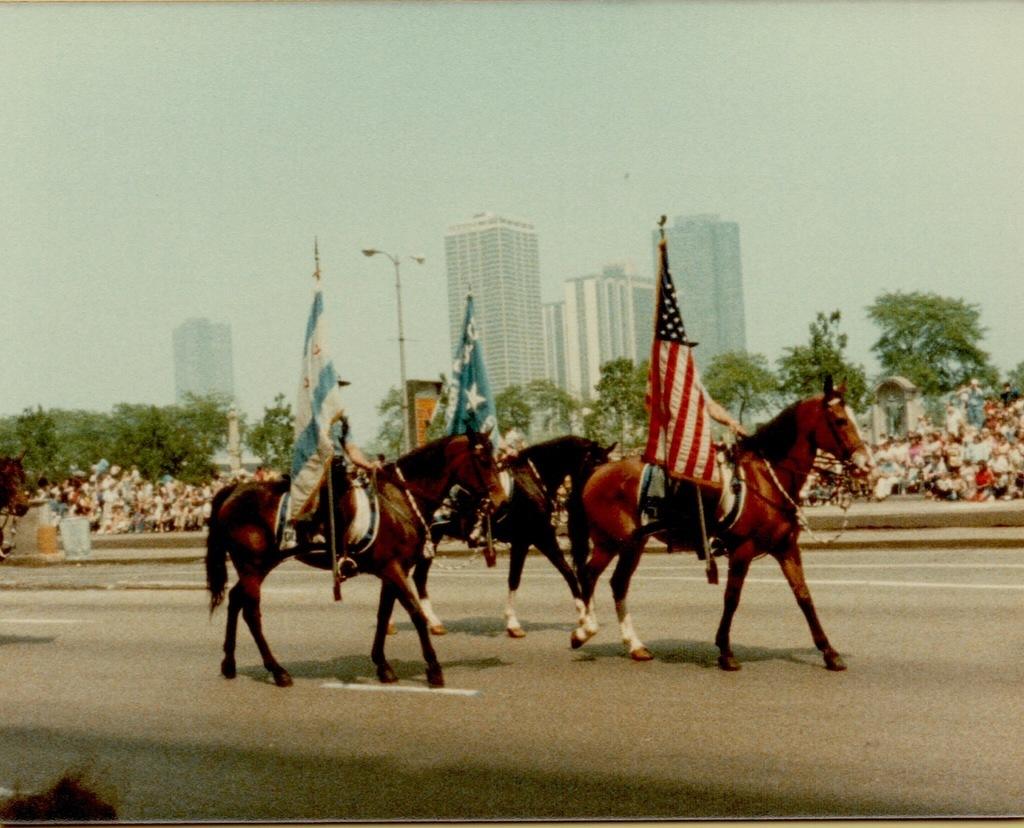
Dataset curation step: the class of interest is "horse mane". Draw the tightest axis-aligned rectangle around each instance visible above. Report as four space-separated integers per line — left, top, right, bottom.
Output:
395 434 459 479
737 399 811 464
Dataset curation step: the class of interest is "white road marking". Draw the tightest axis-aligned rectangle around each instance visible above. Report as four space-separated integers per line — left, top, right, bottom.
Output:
322 681 480 697
427 571 1023 590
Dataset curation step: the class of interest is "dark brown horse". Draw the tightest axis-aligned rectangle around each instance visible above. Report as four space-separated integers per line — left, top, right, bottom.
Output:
572 377 873 671
205 431 507 688
415 435 615 637
0 455 30 560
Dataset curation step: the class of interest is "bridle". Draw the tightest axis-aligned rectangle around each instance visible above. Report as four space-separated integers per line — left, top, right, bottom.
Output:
745 396 867 543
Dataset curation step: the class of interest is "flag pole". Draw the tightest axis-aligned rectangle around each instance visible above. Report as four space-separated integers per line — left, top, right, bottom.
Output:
656 217 715 583
655 218 675 555
315 238 343 601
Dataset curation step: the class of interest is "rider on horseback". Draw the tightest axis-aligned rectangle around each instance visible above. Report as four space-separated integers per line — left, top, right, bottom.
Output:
291 380 380 551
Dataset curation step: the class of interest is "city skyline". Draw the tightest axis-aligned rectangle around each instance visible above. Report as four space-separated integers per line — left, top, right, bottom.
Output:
2 3 1021 438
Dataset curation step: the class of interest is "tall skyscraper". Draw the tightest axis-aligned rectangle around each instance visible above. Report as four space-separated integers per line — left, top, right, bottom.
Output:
559 262 655 398
655 214 746 370
172 317 235 403
541 301 568 391
444 213 544 393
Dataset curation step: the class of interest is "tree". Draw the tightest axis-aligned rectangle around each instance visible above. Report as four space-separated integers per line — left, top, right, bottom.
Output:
178 392 235 464
584 358 648 449
373 387 404 460
495 385 531 435
525 379 580 438
777 311 869 410
110 404 194 482
12 406 60 485
246 393 294 473
867 290 997 397
702 350 779 423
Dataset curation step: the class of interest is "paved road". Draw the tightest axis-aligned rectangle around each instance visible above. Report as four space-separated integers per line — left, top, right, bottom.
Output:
1 546 1022 820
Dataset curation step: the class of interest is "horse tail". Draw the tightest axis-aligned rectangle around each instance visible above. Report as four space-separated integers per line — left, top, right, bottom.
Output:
205 483 236 615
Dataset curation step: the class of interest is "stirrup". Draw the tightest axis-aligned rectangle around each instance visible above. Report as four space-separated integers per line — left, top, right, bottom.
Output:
338 556 360 580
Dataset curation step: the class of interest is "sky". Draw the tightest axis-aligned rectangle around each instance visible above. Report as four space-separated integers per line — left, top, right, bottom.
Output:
2 2 1022 439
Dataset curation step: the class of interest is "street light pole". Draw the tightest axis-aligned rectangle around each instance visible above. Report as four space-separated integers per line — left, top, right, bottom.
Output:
361 248 425 455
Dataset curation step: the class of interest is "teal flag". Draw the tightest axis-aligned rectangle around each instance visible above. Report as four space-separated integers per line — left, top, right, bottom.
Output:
446 294 498 447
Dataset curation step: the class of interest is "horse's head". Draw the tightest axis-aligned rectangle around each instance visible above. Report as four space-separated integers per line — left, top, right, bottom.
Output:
447 430 507 513
814 376 874 477
0 456 30 517
581 440 616 477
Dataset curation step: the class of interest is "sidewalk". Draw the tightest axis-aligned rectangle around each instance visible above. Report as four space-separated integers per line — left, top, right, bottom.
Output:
4 495 1022 566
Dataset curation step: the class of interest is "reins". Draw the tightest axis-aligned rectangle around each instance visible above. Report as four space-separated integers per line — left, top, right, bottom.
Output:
392 464 437 558
758 453 854 544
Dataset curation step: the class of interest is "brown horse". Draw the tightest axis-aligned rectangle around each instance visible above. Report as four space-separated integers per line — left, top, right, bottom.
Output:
205 431 507 688
572 377 873 671
0 455 30 560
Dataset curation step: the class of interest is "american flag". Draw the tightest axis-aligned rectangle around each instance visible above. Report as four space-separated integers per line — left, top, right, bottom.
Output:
642 236 716 481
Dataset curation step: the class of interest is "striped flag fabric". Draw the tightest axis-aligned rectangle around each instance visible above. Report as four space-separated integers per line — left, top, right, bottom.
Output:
642 236 716 481
445 293 498 448
288 263 346 520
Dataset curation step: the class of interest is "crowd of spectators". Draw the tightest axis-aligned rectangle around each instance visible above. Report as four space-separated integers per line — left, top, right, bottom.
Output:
34 464 267 535
804 381 1024 505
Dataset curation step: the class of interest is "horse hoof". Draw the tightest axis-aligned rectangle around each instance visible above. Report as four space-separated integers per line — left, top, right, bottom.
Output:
221 660 236 680
273 671 294 688
426 666 445 688
825 653 847 671
570 631 585 649
378 665 398 684
718 655 741 671
430 624 448 636
387 622 398 636
630 646 654 662
507 626 526 639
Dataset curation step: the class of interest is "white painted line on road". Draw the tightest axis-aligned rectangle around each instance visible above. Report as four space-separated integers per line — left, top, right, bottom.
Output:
630 573 1024 589
321 681 480 697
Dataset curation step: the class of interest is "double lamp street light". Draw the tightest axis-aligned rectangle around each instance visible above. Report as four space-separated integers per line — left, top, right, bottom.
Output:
361 247 426 455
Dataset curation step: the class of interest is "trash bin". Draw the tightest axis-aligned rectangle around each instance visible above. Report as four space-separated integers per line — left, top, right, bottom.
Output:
36 525 59 555
60 517 92 560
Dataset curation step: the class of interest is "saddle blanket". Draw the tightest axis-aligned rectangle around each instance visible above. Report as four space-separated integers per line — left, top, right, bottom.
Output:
276 486 380 555
639 457 745 532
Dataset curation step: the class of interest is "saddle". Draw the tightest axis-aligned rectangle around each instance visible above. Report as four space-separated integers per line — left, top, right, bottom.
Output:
277 472 380 557
638 451 746 555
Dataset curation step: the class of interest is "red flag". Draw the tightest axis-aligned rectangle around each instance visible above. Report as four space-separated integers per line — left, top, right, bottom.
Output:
642 237 716 481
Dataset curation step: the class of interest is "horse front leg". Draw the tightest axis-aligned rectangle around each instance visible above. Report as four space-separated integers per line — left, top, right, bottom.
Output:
536 530 585 626
410 557 445 636
570 543 614 649
504 540 529 638
237 572 292 687
382 560 445 687
372 581 399 684
777 543 846 671
715 544 753 671
609 542 650 661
